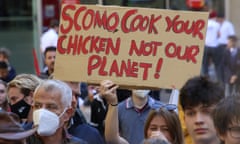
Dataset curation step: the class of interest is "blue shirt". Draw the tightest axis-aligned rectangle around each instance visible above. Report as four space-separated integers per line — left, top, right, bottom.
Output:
68 109 105 144
118 96 157 144
68 123 105 144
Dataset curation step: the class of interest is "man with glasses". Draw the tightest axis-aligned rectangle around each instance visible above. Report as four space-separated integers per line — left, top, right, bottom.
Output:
212 95 240 144
179 76 224 144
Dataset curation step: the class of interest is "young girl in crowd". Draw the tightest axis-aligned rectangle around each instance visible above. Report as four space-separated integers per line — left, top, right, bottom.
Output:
144 108 184 144
101 80 184 144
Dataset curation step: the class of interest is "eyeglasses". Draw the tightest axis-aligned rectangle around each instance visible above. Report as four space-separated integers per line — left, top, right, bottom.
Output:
151 102 177 111
228 127 240 138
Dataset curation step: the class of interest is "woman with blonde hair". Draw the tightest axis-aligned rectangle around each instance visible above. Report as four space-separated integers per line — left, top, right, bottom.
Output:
7 73 42 122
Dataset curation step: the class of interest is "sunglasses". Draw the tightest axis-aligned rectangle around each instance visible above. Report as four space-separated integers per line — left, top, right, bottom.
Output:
151 101 177 111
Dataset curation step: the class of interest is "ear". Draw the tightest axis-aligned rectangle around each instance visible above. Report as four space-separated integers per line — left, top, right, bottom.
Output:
29 91 34 97
63 107 73 122
216 129 228 141
24 91 34 105
218 133 226 141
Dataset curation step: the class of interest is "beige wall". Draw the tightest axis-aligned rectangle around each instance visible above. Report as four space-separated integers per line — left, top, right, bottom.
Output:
226 0 240 44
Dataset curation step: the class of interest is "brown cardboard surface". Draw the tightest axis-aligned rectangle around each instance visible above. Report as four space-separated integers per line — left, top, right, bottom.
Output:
54 4 208 89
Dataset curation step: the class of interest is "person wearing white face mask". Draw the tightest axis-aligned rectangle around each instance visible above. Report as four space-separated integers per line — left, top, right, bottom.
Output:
27 80 86 144
100 80 164 144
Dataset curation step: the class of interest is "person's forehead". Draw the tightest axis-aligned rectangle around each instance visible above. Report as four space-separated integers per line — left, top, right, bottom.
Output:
0 53 5 57
34 87 62 104
185 104 215 110
45 51 56 56
8 87 23 96
150 115 167 126
0 83 6 89
0 68 8 71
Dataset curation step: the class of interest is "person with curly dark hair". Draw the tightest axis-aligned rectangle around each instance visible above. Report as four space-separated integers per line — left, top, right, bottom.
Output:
179 76 224 144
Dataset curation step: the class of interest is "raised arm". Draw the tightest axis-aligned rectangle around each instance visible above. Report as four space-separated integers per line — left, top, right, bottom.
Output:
99 80 128 144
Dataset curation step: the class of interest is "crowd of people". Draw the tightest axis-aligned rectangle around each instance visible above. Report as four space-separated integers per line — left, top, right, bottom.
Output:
202 8 239 98
0 4 239 144
1 74 240 144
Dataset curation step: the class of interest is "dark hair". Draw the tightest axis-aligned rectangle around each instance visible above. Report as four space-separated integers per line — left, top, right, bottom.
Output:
144 108 184 144
44 46 56 57
217 12 225 18
49 19 59 28
0 61 8 69
212 96 240 136
228 35 238 42
179 76 224 110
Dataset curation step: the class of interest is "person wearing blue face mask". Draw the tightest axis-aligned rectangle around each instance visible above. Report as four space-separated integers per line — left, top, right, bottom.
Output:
28 79 86 144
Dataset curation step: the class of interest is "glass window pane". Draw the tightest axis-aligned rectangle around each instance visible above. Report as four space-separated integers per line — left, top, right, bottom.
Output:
0 0 32 31
0 0 34 74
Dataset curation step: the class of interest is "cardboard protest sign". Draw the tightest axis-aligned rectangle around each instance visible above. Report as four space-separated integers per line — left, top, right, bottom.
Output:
54 4 209 89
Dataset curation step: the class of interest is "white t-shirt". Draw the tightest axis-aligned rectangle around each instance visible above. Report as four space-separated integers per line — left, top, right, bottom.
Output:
218 20 235 45
205 19 220 47
40 28 58 53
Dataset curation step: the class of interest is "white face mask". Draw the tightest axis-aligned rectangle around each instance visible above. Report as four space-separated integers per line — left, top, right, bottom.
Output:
33 108 66 136
132 90 150 98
